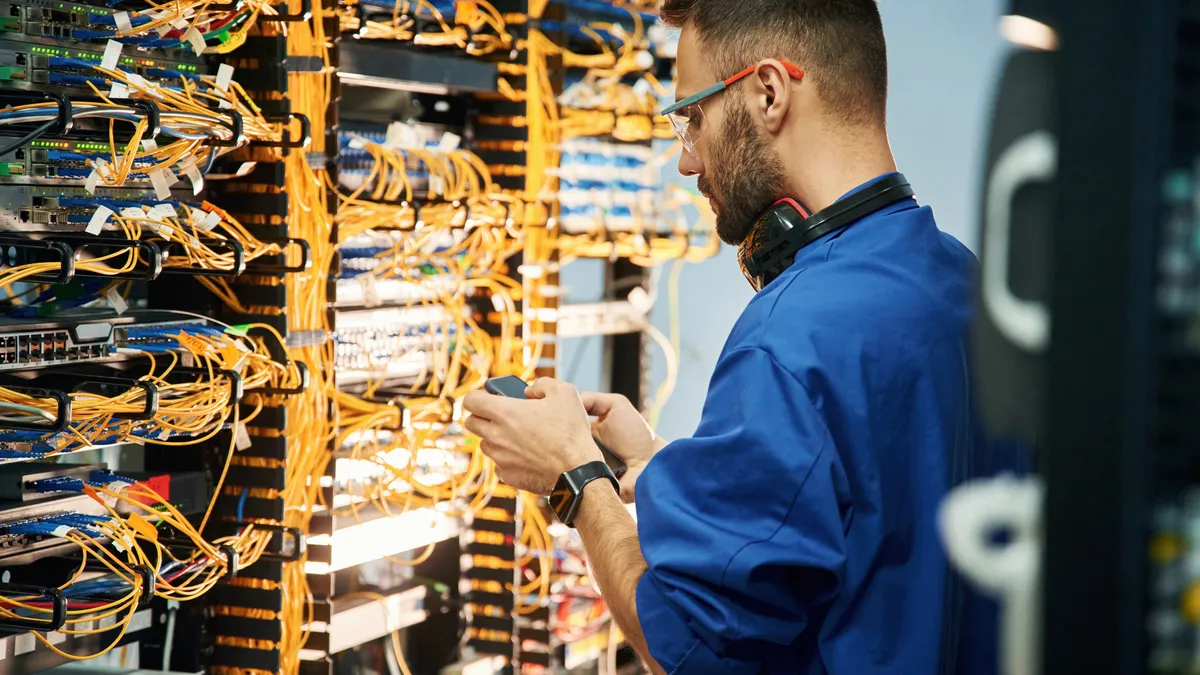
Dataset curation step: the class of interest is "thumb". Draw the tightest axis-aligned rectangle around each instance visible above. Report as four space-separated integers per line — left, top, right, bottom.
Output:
580 391 617 417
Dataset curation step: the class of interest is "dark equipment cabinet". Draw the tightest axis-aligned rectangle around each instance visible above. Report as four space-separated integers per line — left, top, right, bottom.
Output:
973 0 1200 673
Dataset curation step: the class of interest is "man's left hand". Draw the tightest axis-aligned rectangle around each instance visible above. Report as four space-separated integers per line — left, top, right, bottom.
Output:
462 378 602 494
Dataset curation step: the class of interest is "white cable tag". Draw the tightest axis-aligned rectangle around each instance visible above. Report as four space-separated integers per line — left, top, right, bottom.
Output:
113 11 132 34
347 135 366 150
149 167 175 200
151 223 174 239
490 293 506 313
105 287 128 314
100 40 122 71
200 211 222 231
234 161 256 176
234 422 252 450
141 138 158 154
151 10 171 36
157 428 172 440
183 27 206 55
357 274 381 308
439 132 461 152
108 81 128 99
215 63 234 91
126 72 147 90
152 203 178 220
86 206 113 235
179 351 194 368
178 158 203 195
384 121 418 149
119 206 144 220
170 17 189 29
84 169 101 194
218 99 232 109
50 525 73 538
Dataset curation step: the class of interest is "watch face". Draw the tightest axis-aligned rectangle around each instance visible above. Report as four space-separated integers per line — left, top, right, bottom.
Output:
549 483 573 517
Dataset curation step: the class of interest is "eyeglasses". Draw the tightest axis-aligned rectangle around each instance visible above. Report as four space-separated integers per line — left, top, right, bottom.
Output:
661 60 805 156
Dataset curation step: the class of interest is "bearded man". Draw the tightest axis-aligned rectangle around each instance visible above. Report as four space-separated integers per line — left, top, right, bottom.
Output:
463 1 989 672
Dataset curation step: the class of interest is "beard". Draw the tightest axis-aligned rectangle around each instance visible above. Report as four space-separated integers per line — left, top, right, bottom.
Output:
698 97 791 246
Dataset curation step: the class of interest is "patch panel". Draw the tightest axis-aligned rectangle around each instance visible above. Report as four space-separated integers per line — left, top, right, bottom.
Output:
333 306 452 387
0 314 206 371
0 185 198 231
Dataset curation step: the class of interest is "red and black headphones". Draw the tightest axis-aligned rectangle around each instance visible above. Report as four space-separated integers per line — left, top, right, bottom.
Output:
737 173 916 291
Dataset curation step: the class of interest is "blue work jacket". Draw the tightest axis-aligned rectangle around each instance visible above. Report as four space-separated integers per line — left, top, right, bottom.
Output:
635 174 996 674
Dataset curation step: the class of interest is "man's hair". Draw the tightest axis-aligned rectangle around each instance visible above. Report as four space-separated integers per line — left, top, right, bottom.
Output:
660 0 888 125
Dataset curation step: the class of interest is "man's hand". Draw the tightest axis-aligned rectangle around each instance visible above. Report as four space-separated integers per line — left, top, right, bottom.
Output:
462 378 601 495
580 392 668 503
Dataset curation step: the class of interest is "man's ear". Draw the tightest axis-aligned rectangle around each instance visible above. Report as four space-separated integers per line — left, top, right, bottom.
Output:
750 60 794 134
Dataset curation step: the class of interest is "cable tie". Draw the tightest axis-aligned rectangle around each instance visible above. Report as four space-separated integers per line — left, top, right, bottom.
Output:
105 287 128 315
100 40 122 71
86 205 113 235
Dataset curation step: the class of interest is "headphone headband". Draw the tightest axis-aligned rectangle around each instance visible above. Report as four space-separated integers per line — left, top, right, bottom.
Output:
739 174 915 290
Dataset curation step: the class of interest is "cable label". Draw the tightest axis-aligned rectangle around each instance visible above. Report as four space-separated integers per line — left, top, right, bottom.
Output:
86 205 113 235
149 167 176 200
108 81 128 100
178 158 203 195
84 169 101 195
176 331 211 355
105 287 128 315
234 422 252 451
215 63 235 91
141 138 158 154
113 11 132 34
100 40 122 71
183 27 206 56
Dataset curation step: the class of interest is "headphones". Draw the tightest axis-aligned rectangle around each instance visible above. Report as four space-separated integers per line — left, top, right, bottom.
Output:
738 173 916 291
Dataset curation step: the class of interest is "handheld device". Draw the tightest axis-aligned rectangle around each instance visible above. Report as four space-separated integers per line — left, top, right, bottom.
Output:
483 375 628 479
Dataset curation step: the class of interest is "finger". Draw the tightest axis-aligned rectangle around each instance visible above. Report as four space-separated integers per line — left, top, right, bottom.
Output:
525 377 566 399
580 391 617 417
463 414 498 440
462 390 504 420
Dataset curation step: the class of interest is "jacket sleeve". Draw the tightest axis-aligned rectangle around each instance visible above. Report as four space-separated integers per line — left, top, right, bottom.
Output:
634 346 851 674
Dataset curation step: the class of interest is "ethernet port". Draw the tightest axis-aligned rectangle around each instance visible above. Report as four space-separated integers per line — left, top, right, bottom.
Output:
14 149 23 160
14 53 24 66
30 165 46 177
39 24 49 35
47 213 57 224
8 5 17 16
17 209 29 222
31 196 42 207
30 149 46 162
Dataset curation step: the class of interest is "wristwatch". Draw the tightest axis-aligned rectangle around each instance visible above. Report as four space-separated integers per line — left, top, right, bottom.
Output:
548 460 619 528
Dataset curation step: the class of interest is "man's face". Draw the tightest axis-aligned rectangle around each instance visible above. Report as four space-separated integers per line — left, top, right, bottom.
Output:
675 27 791 246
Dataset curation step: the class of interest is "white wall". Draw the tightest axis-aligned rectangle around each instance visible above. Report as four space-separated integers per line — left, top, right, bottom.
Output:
561 0 1009 442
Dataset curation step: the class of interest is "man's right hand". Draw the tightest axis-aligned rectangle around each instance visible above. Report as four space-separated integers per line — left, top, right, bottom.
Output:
580 392 668 503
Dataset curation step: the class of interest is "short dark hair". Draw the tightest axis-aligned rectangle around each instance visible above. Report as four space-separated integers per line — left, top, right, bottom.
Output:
660 0 889 125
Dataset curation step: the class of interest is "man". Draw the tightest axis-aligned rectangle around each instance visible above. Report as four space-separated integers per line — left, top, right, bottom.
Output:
463 0 986 672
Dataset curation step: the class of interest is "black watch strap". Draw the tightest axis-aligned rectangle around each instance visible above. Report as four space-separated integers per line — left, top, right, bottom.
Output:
549 460 619 528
